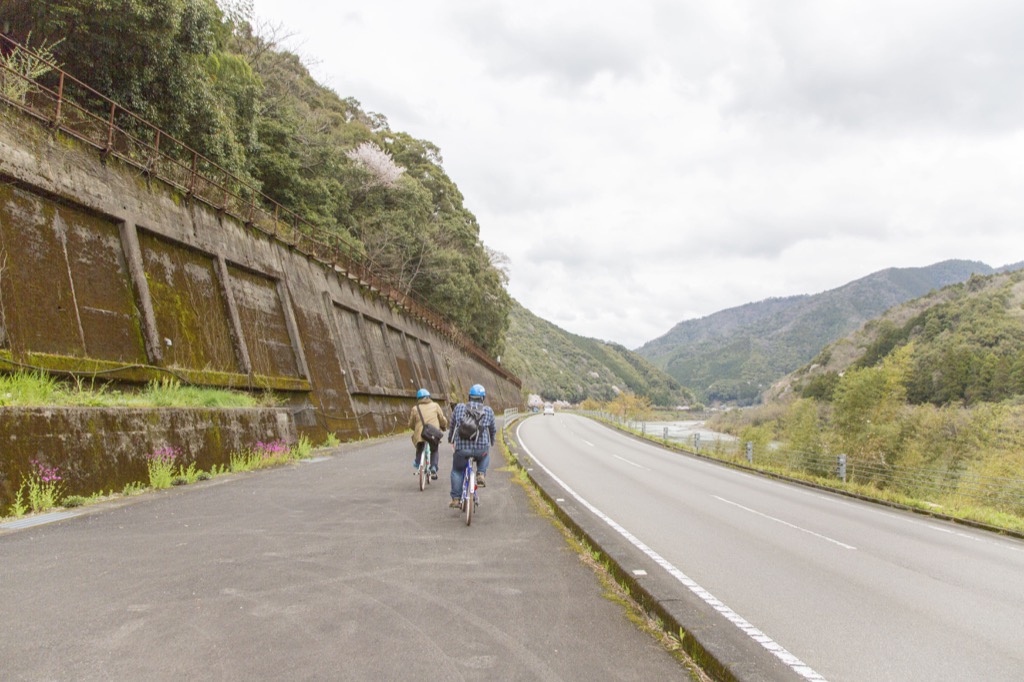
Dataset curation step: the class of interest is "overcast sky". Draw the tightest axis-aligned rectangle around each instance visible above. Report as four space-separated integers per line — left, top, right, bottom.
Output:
250 0 1024 349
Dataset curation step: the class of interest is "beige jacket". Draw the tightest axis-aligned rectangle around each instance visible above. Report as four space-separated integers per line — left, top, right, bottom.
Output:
409 398 448 444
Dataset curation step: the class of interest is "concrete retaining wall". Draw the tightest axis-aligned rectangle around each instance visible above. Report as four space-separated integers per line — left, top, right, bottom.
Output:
0 106 521 507
0 407 294 502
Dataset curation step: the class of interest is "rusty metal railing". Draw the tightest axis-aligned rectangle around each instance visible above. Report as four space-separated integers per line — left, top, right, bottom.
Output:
0 33 519 386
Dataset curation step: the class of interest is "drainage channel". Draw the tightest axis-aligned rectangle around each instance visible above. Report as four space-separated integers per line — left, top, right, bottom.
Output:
0 510 80 531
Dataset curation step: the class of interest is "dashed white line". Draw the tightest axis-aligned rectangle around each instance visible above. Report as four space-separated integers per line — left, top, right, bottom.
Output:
613 454 648 470
921 523 1024 553
788 482 1024 554
713 496 857 550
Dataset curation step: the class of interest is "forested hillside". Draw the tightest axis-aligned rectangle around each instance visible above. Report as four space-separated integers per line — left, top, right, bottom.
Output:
709 269 1024 518
1 0 510 355
636 260 1000 404
502 300 693 406
777 269 1024 406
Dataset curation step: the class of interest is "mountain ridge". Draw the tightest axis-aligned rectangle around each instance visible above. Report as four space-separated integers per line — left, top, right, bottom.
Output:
502 300 692 406
635 259 1003 404
770 267 1024 406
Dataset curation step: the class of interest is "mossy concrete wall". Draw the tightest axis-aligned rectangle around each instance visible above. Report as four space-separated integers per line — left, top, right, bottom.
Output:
0 407 293 503
0 108 521 506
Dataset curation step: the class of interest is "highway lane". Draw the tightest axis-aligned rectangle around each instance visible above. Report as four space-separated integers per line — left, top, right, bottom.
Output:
516 413 1024 682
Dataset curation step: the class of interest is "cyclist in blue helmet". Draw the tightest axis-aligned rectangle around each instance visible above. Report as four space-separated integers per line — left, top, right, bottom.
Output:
446 383 495 508
409 388 447 480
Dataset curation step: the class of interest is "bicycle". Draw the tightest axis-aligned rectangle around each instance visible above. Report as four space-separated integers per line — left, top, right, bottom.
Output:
417 442 433 491
459 455 480 525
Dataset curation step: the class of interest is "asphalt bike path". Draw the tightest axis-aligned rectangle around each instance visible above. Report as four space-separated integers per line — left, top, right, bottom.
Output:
0 434 694 681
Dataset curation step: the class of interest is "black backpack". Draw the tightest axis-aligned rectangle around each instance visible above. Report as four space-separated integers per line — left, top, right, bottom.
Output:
457 402 484 440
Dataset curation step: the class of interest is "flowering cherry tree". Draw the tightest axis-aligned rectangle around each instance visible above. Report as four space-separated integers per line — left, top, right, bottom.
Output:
345 141 406 188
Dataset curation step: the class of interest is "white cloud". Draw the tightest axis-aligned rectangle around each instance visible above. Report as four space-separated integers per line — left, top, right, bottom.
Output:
252 0 1024 348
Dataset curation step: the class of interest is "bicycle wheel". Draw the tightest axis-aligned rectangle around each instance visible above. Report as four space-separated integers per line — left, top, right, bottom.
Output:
460 469 469 511
465 464 475 526
418 450 426 491
425 445 432 486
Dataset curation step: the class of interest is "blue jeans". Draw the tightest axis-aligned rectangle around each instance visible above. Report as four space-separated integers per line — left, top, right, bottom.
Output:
450 450 488 499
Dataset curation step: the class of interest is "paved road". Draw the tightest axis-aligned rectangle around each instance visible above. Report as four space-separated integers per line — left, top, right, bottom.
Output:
515 414 1024 682
1 434 693 681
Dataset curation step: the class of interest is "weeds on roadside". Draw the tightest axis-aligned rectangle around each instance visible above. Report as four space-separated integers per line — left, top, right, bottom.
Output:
64 490 113 508
26 460 64 513
255 439 291 462
8 486 28 518
229 449 254 472
5 460 65 517
177 461 201 484
3 436 306 522
145 446 179 489
122 481 146 496
230 439 293 472
322 433 340 447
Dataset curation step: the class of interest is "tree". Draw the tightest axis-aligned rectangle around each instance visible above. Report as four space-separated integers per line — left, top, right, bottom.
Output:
346 141 406 188
784 398 824 454
0 33 60 103
4 0 256 180
830 345 913 476
607 392 653 422
3 1 516 357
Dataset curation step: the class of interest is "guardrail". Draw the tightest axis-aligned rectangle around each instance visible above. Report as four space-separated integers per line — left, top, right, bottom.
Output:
577 410 1024 521
502 406 523 426
0 32 519 387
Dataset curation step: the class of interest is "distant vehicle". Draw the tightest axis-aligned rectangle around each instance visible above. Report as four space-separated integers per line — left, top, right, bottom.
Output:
543 403 555 416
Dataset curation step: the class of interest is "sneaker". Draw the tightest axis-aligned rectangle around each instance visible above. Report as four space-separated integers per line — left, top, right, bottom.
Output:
477 474 486 487
449 499 461 508
431 471 438 480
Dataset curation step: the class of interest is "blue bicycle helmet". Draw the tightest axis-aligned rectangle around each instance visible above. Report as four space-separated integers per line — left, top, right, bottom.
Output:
469 383 486 399
416 388 430 399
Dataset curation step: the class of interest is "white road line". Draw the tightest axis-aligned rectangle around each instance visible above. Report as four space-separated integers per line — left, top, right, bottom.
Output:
713 496 857 550
613 454 648 470
922 523 1024 553
517 434 828 682
787 482 1024 554
581 439 595 447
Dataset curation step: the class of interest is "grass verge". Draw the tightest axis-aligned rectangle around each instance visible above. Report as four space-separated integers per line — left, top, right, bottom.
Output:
497 423 713 682
0 371 279 408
